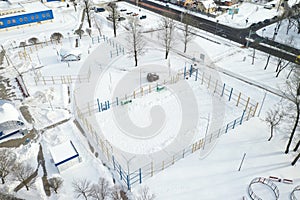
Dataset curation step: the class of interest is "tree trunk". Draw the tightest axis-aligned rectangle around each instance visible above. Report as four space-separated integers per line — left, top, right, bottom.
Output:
268 126 274 141
83 193 88 200
291 152 300 166
293 139 300 152
183 42 187 53
1 177 4 184
25 185 29 191
264 55 271 70
285 103 300 154
165 50 168 59
113 20 117 37
134 50 138 67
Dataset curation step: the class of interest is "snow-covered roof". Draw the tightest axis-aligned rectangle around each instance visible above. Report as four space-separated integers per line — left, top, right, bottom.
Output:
59 48 82 57
0 100 22 124
200 0 217 9
50 140 79 165
0 1 50 18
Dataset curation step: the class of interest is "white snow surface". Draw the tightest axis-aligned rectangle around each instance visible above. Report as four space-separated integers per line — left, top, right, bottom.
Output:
0 0 299 200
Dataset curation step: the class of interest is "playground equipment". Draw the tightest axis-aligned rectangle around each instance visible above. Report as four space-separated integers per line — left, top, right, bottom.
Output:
248 177 279 200
291 185 300 200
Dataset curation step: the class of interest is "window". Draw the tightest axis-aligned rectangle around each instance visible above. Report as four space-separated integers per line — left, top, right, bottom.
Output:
42 14 45 18
35 15 39 19
7 20 11 24
0 21 3 26
31 16 34 20
19 18 23 22
12 19 16 23
24 17 28 21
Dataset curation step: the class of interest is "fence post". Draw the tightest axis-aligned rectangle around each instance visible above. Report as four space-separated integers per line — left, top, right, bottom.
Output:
182 149 185 158
112 155 116 170
252 103 259 117
236 92 241 106
225 123 229 133
228 88 233 101
133 91 136 99
119 164 122 180
97 99 101 112
151 162 153 177
184 66 186 78
232 119 236 129
214 80 218 93
240 110 246 125
127 175 130 190
107 101 110 109
139 168 142 184
245 97 250 110
189 65 192 77
221 83 225 96
172 155 175 165
247 107 252 120
201 72 205 84
195 69 198 81
162 161 164 170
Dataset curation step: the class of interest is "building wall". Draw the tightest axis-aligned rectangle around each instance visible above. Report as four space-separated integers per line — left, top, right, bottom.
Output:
0 10 54 29
56 156 80 172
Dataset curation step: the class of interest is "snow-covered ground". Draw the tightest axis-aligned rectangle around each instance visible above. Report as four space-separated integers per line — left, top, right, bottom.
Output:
0 0 299 199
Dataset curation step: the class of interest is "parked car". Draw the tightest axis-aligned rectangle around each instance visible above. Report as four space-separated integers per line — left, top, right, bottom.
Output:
118 17 126 21
147 73 159 82
95 7 105 12
263 4 273 9
140 15 146 19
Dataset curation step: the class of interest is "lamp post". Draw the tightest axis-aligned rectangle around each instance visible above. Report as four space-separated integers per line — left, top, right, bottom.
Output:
262 28 266 37
215 20 219 35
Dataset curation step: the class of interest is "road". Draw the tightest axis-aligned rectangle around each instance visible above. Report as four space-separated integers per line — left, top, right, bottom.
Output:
124 0 300 64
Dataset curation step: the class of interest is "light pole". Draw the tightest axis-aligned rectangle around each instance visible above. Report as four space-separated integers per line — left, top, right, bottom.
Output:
246 29 254 48
215 20 219 35
262 28 266 37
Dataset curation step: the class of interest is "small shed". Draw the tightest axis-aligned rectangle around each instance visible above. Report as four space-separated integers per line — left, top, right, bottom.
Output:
59 48 81 62
0 100 25 140
50 140 80 172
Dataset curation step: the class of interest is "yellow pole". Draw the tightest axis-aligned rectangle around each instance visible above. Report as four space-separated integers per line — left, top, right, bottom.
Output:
253 103 259 117
236 92 241 107
245 97 250 110
247 107 252 120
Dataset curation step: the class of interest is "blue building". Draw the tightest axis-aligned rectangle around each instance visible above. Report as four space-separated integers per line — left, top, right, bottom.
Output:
0 1 54 29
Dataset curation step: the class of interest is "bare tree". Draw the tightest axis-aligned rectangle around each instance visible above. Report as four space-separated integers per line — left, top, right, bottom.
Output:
265 106 284 141
49 177 63 194
28 37 39 45
72 179 92 200
159 16 176 59
107 2 119 37
110 186 124 200
70 0 77 12
282 69 300 154
50 32 63 43
90 177 111 200
126 16 146 67
291 151 300 166
180 13 194 53
93 14 103 37
12 163 36 191
0 149 15 184
75 29 85 39
136 186 155 200
86 28 92 37
83 0 93 28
